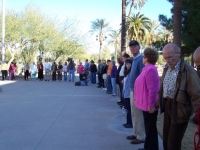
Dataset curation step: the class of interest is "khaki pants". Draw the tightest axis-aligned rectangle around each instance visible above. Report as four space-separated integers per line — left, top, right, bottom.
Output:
130 91 145 141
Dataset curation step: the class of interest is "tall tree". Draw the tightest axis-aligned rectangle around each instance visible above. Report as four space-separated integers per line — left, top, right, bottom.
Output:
121 0 126 55
173 0 182 48
181 0 200 57
90 19 110 60
108 30 121 62
126 0 147 18
126 13 150 45
120 0 147 55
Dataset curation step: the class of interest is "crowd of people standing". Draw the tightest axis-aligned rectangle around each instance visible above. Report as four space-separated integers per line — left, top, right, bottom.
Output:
1 40 200 150
90 41 200 150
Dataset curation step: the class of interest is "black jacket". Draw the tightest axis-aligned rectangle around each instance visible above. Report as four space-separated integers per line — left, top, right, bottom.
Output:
80 73 87 81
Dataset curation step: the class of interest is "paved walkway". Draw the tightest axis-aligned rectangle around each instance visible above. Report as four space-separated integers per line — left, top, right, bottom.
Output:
0 76 163 150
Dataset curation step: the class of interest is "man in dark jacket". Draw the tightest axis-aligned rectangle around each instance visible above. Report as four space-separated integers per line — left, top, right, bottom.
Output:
159 43 200 150
89 60 97 84
97 59 103 88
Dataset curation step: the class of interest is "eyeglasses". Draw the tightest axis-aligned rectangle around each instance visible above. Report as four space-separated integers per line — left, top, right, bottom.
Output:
195 65 200 71
163 56 174 62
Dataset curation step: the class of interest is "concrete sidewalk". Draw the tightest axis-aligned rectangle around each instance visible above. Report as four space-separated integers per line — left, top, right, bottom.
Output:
0 77 163 150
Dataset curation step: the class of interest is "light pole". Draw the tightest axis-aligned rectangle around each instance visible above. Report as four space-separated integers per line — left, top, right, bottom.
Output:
2 0 5 62
96 33 107 60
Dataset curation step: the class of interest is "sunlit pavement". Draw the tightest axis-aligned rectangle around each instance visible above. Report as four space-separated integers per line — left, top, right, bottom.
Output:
0 76 163 150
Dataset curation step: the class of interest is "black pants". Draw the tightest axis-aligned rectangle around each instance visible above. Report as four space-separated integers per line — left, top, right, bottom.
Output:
163 100 188 150
143 110 158 150
52 71 56 81
38 69 43 80
24 70 29 80
98 73 103 87
57 71 62 81
124 98 132 125
1 70 7 80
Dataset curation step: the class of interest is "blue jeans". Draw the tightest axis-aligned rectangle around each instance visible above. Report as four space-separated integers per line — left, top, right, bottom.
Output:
90 72 96 83
106 75 112 93
64 72 67 81
81 79 89 86
124 98 132 126
111 78 117 95
31 73 37 81
69 69 75 82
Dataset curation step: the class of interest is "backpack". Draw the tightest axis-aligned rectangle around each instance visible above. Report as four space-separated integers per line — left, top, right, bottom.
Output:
75 81 81 86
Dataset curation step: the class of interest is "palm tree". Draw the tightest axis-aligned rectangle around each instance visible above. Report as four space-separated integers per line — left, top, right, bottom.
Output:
146 20 160 47
126 0 147 17
121 0 126 55
157 28 173 43
173 0 182 48
90 19 110 60
120 0 147 55
108 30 121 62
126 13 150 45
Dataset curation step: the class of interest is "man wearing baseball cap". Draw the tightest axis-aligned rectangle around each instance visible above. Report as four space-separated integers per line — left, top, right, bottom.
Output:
126 40 145 144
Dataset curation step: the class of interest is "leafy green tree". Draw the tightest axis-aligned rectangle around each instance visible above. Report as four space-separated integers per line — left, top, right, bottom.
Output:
120 0 147 55
158 15 173 31
181 0 200 57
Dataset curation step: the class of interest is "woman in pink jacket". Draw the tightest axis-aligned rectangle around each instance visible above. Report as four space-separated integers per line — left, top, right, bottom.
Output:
134 48 160 150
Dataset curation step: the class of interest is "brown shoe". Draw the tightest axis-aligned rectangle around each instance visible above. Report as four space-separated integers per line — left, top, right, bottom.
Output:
130 139 145 144
126 135 136 140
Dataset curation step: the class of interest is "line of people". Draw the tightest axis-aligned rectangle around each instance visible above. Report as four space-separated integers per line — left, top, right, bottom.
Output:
1 62 17 81
96 40 200 150
23 59 77 81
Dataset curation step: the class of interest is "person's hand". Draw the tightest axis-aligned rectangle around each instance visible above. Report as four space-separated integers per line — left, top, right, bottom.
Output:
148 107 157 114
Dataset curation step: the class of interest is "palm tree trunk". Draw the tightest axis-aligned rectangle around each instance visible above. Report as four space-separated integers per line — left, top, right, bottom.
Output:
115 45 117 62
121 0 126 55
173 0 182 48
99 42 102 60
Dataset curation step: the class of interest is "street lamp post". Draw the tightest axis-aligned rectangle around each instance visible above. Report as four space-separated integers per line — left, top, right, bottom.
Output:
96 34 107 60
2 0 5 62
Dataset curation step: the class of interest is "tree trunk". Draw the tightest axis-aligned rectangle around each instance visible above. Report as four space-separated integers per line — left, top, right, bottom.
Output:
99 42 102 60
115 45 117 63
121 0 126 55
173 0 182 48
